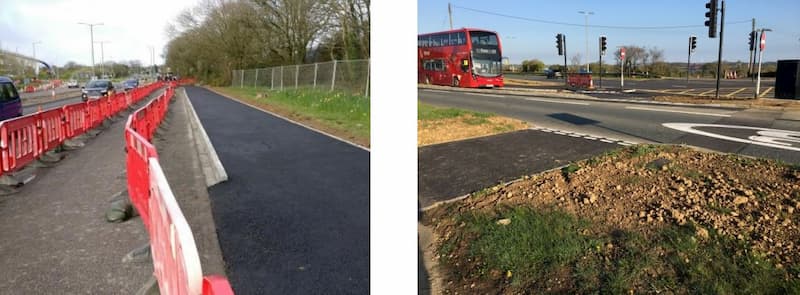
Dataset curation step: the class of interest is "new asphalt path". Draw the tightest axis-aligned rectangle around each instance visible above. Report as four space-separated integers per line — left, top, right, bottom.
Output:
184 87 369 294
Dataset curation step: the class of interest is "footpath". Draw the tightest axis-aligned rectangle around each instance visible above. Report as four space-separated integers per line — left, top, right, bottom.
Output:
185 86 370 294
0 87 226 293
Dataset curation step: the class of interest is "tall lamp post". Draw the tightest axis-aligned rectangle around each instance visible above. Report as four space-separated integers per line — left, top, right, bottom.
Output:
78 22 103 79
32 41 41 77
95 40 110 78
578 11 594 73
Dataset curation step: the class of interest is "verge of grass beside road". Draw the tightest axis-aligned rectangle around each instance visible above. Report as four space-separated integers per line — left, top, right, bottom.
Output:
424 144 800 294
214 87 369 147
418 103 528 146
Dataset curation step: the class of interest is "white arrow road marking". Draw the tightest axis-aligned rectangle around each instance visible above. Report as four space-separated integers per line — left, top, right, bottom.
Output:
663 123 800 152
627 106 732 117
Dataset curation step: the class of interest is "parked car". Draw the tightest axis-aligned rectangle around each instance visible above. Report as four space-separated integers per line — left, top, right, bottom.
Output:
122 79 139 91
0 76 23 121
66 80 80 88
81 79 115 101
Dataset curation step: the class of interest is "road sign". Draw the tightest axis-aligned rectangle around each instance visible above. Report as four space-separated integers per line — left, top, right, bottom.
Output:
760 31 766 50
620 47 626 59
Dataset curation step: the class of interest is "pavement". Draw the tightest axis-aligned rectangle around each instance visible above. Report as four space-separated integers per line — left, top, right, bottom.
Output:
184 86 370 294
0 89 167 293
419 129 619 208
419 88 800 164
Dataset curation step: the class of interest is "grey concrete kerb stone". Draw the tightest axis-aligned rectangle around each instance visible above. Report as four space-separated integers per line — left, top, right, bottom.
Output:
180 88 228 187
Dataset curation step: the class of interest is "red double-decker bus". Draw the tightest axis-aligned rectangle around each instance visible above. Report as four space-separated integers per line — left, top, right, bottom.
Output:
418 28 504 88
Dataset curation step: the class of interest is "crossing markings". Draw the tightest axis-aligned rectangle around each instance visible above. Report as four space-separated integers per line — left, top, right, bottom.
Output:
760 87 773 97
531 127 639 147
699 89 716 95
726 87 747 97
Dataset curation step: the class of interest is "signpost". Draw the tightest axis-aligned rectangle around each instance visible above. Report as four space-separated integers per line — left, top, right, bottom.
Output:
755 30 768 99
620 47 626 91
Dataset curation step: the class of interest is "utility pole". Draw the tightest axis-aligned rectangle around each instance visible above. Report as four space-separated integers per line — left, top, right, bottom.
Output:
714 1 725 99
748 18 755 80
579 11 594 73
78 22 103 79
448 3 453 30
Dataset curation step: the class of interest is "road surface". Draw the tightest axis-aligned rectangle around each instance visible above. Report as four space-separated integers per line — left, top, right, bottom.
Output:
419 88 800 164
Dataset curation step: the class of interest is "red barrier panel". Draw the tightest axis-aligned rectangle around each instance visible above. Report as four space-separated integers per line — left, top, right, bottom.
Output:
86 99 103 129
0 114 40 173
567 73 594 89
125 83 233 295
63 103 87 139
37 108 65 152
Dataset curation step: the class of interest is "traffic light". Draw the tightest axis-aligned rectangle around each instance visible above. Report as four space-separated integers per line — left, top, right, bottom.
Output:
704 0 718 38
599 35 607 55
556 34 564 56
690 36 697 52
748 31 756 51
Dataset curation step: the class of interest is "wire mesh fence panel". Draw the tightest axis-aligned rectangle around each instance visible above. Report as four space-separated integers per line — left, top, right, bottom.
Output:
333 59 369 96
233 59 369 97
297 64 317 89
242 69 257 88
231 70 241 87
255 68 272 88
315 61 335 91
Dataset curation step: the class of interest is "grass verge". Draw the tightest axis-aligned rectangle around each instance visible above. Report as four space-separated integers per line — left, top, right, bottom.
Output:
436 206 799 294
214 87 369 147
418 103 528 146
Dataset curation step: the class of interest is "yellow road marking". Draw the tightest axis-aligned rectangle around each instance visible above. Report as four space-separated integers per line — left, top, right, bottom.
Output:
678 89 695 94
699 89 716 95
726 87 747 97
760 87 773 97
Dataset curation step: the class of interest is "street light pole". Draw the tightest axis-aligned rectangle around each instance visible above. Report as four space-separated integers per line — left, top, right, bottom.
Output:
78 22 103 79
32 41 41 77
95 41 110 78
579 11 594 73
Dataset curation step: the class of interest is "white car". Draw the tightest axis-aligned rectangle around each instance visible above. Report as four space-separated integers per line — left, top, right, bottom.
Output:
66 80 80 88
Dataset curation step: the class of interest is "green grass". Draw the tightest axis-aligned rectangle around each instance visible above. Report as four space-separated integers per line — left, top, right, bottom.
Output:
418 103 493 121
561 163 581 179
220 87 369 141
439 207 799 293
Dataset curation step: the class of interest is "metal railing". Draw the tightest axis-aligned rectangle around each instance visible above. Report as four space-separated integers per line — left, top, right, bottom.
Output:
232 59 370 97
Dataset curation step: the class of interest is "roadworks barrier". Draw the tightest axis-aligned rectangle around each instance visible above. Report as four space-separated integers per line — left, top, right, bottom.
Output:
124 79 234 295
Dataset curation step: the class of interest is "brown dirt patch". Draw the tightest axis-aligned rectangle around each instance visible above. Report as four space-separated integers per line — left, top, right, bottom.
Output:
418 115 528 146
423 145 800 293
208 87 369 148
655 95 800 110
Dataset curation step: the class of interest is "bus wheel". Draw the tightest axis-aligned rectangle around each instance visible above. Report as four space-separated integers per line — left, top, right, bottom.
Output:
452 77 460 87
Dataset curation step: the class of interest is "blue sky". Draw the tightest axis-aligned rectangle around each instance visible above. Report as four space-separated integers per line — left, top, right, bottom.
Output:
418 0 800 65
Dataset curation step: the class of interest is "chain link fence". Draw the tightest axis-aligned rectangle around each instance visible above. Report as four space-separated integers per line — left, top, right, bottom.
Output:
232 59 370 97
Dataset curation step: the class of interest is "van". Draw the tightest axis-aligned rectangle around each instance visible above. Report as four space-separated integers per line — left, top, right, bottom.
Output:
0 76 23 121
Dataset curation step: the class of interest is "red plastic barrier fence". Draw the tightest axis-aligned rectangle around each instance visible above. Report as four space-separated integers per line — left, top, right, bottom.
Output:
567 73 594 89
0 81 166 178
125 84 234 295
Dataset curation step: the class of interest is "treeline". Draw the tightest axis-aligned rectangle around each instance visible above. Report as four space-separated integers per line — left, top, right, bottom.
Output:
514 45 776 78
165 0 369 85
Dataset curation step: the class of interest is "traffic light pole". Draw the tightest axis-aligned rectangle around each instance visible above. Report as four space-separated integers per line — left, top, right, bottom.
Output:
714 0 725 99
599 52 603 88
687 40 691 84
563 36 568 87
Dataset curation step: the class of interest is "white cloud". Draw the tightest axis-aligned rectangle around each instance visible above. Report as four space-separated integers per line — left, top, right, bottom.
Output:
1 0 199 67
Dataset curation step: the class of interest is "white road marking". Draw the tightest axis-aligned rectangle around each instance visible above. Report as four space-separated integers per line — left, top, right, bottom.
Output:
663 123 800 152
625 106 732 117
618 142 633 146
600 139 614 143
471 93 506 98
521 97 590 105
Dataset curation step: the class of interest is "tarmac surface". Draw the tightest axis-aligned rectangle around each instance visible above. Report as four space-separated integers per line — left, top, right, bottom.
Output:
418 129 619 207
184 86 370 294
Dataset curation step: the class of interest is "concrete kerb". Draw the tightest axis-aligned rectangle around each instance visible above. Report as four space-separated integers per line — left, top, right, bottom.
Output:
180 88 228 187
418 84 746 111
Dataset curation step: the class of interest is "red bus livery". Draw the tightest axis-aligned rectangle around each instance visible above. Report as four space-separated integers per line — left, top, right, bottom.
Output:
418 28 504 88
